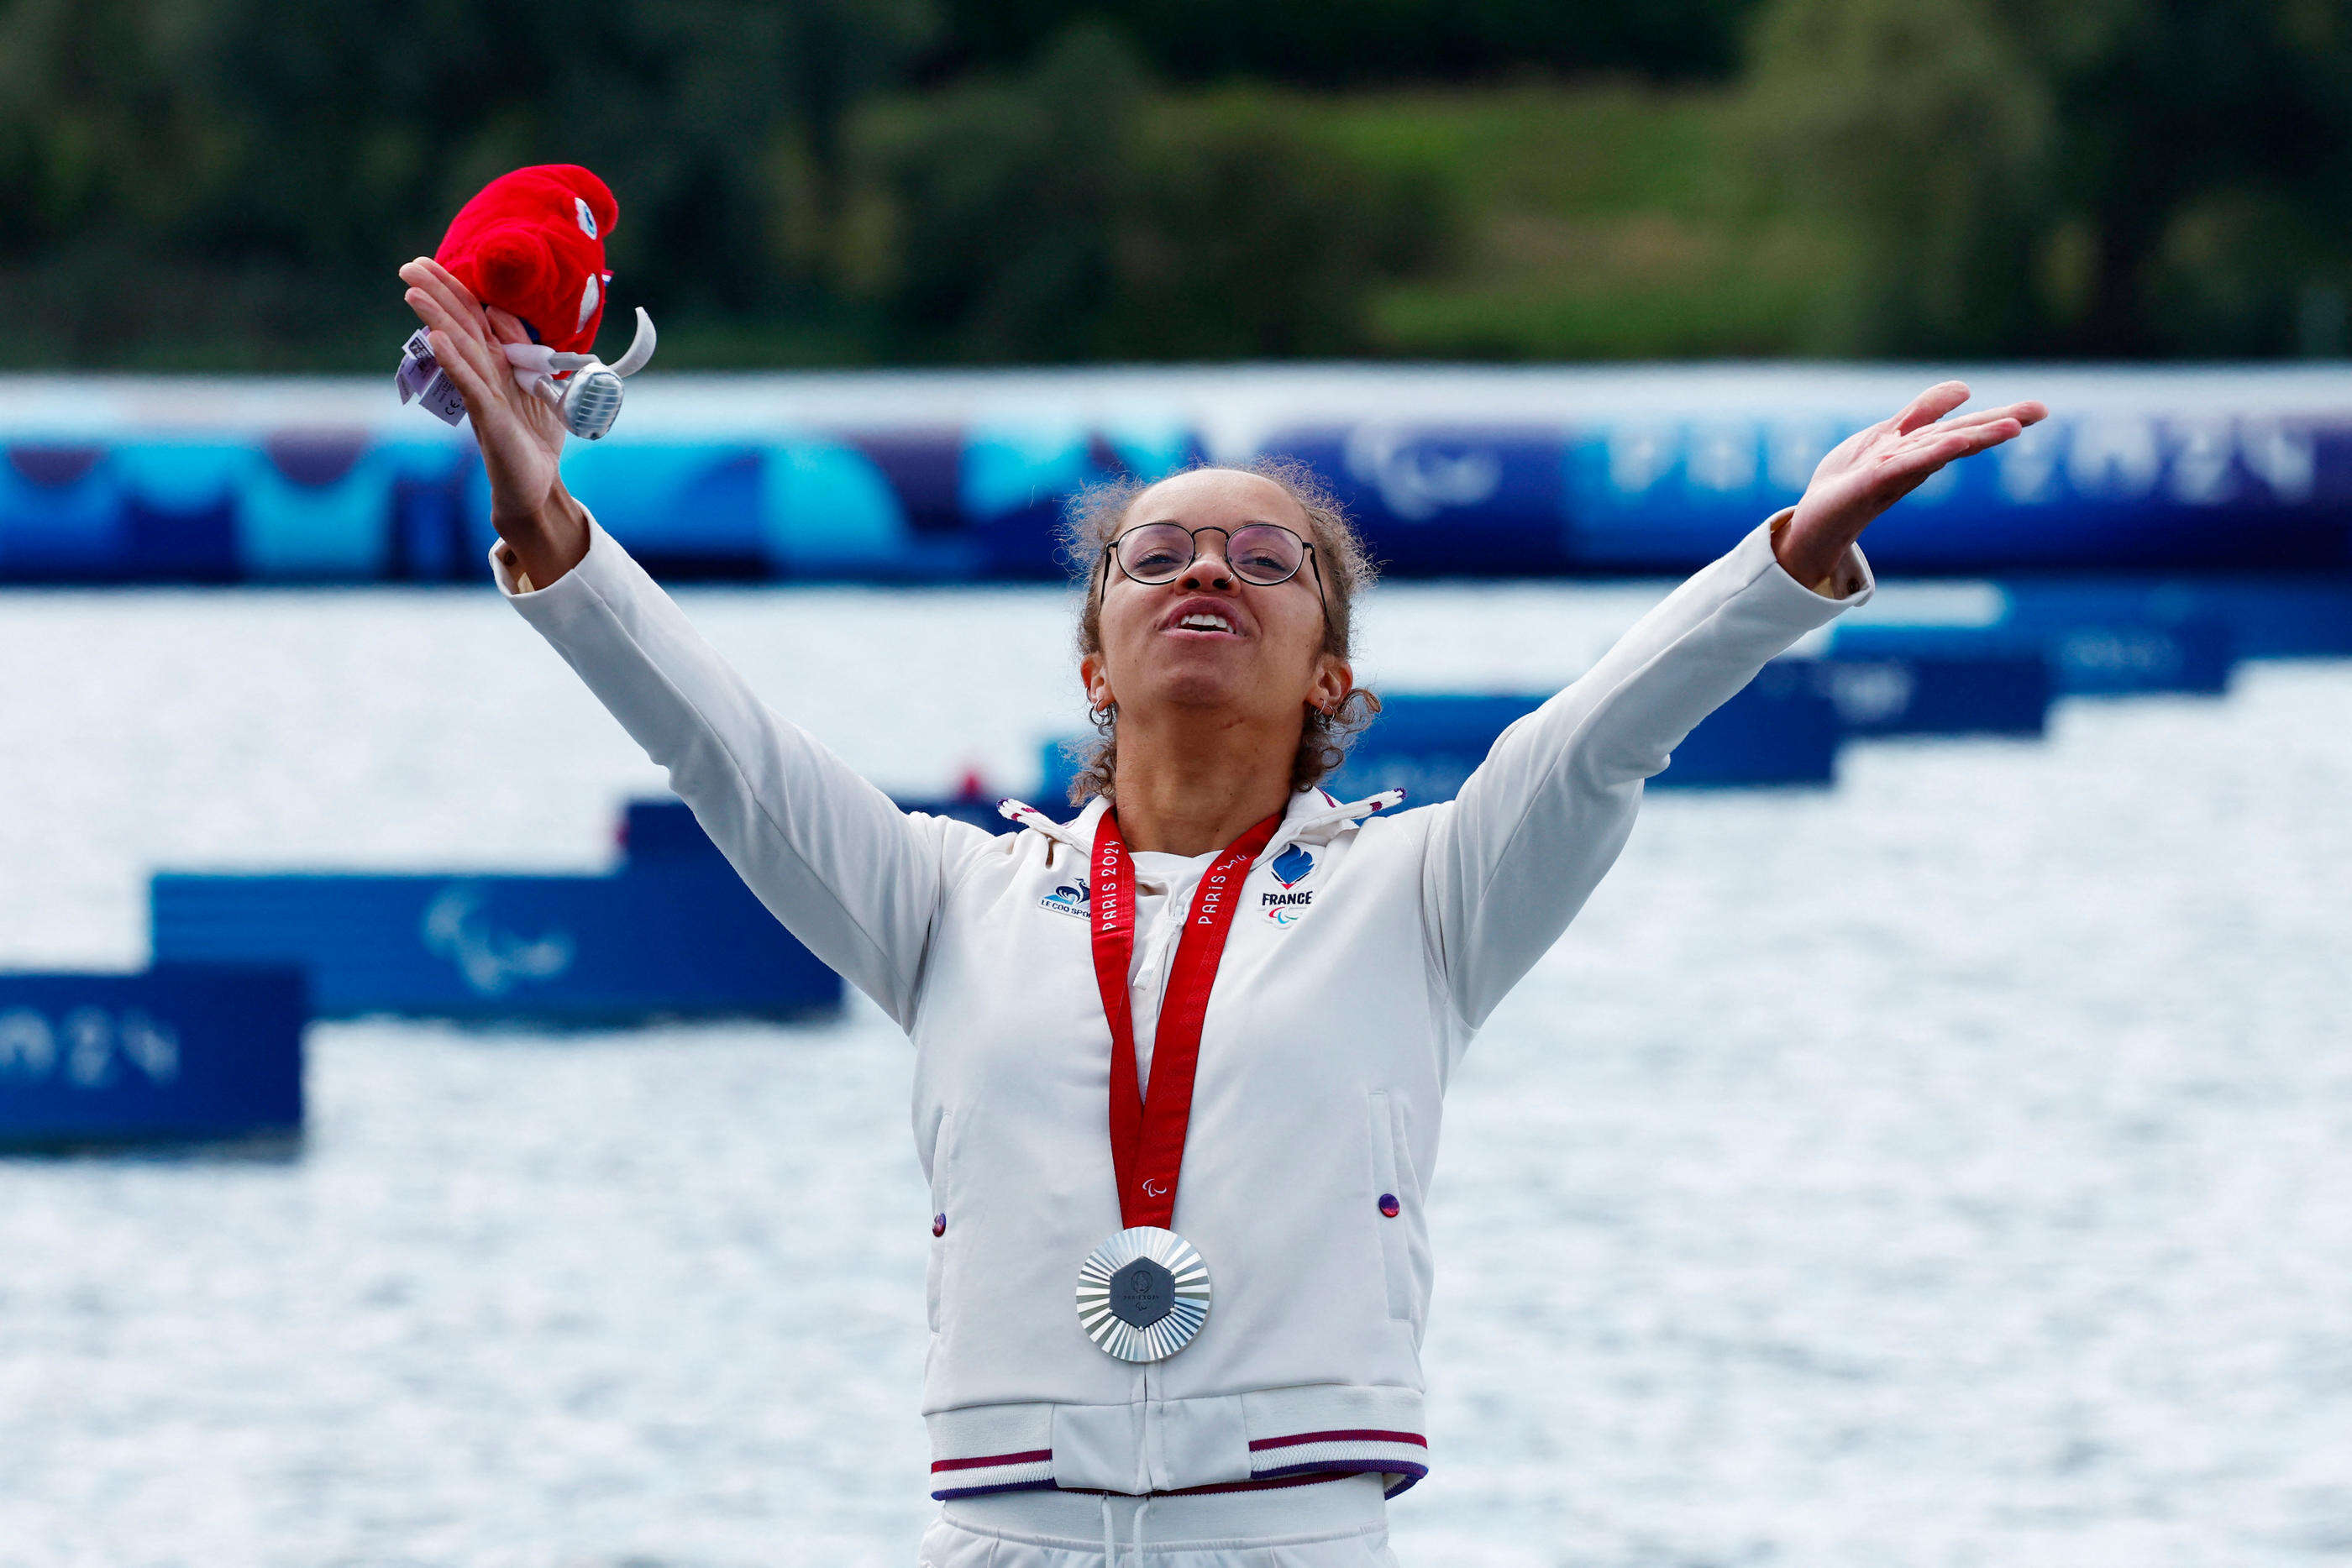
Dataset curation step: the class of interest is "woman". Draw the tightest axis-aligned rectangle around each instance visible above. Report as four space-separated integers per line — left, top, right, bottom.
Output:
400 257 2045 1567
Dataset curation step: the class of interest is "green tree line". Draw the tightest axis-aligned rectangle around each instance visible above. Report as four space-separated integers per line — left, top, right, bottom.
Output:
1 0 2347 367
922 0 1767 85
1746 0 2352 356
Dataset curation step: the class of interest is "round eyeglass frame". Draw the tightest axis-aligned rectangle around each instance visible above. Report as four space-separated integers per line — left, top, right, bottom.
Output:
1099 522 1328 627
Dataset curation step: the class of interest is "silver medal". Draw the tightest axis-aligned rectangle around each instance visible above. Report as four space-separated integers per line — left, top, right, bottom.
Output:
1075 1226 1211 1361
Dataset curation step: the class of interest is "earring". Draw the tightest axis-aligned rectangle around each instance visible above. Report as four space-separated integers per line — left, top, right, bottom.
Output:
1089 700 1117 726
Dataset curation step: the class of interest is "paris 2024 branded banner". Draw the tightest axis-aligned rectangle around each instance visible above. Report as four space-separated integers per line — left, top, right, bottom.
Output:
2 367 2347 582
0 966 305 1149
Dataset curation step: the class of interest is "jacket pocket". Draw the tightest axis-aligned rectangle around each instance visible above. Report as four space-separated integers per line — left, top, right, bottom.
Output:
1365 1090 1427 1326
926 1109 955 1334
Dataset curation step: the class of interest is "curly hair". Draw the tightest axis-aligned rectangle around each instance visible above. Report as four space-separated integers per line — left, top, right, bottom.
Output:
1058 458 1382 808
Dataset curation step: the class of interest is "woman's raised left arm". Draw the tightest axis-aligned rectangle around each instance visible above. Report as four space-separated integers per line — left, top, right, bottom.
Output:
1419 381 2045 1033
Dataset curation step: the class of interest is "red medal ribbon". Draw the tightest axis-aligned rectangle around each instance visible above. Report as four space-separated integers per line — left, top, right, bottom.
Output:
1089 807 1284 1231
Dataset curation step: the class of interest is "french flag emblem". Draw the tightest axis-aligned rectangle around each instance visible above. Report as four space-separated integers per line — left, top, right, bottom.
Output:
1268 845 1314 889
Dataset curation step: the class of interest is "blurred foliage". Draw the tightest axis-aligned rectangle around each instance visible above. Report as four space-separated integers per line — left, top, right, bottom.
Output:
922 0 1767 86
837 28 1455 359
0 0 2349 365
0 0 938 366
1286 83 1851 359
1745 0 2352 356
0 0 1451 365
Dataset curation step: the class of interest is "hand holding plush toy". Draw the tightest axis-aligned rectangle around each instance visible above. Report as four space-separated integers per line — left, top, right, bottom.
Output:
396 164 655 440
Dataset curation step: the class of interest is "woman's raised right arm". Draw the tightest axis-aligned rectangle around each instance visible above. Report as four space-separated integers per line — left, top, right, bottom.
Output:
494 514 989 1028
400 259 990 1028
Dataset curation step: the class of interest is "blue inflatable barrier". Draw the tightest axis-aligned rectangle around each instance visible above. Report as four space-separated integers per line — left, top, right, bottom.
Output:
1260 425 1574 575
0 442 140 579
1340 669 1840 796
151 812 843 1022
621 797 1019 861
9 370 2352 582
1998 579 2352 659
1809 653 2053 737
241 437 398 579
963 421 1206 579
559 442 768 578
1562 412 2352 574
619 796 733 861
1834 617 2234 697
893 796 1023 836
1040 667 1841 805
2044 618 2233 695
0 965 304 1149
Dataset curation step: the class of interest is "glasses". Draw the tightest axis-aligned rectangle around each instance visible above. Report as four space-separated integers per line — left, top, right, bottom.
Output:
1106 522 1313 587
1100 522 1328 628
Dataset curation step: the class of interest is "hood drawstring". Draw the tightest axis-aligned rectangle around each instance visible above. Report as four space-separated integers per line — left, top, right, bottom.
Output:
999 797 1084 869
1096 1492 1154 1565
1261 786 1405 859
998 797 1070 839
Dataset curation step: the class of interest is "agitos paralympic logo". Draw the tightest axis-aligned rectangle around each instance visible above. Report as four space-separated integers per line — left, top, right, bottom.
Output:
1261 845 1317 926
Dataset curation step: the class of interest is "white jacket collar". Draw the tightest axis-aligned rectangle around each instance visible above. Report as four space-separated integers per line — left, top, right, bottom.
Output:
995 784 1404 865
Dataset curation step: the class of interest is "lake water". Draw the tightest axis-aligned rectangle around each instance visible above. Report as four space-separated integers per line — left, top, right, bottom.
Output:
2 580 2348 1567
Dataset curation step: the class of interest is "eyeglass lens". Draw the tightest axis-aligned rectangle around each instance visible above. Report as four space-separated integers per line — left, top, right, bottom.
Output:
1114 523 1305 585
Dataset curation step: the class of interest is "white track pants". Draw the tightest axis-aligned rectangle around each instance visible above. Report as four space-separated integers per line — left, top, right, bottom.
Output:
919 1474 1402 1566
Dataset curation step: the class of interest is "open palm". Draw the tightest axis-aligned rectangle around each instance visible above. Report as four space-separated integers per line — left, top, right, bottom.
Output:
1781 380 2049 585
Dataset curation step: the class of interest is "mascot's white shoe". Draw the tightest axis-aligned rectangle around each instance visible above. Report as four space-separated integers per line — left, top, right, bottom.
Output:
397 304 657 442
501 306 658 441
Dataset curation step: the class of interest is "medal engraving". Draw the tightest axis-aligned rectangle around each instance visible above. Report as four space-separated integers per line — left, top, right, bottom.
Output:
1076 1226 1210 1361
1108 1258 1176 1327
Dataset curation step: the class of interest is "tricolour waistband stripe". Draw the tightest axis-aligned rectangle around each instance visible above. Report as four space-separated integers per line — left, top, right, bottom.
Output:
934 1467 1378 1503
1254 1455 1431 1479
924 1388 1432 1501
1142 1471 1358 1497
1248 1427 1426 1451
932 1448 1054 1472
932 1476 1058 1501
1247 1427 1430 1501
927 1444 1056 1501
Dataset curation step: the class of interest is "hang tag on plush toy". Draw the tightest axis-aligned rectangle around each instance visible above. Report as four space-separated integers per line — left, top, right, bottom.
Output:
395 164 657 441
395 328 467 426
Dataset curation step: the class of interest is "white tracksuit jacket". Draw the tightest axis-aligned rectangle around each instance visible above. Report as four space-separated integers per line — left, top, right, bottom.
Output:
496 510 1871 1505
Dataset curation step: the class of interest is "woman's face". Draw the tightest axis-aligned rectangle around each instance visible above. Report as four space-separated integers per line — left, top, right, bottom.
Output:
1080 469 1352 732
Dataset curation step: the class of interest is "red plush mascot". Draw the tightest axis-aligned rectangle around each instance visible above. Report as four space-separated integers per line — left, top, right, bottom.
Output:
396 163 656 441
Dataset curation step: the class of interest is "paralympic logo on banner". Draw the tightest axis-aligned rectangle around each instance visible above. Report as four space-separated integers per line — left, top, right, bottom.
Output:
1342 425 1504 521
422 883 575 994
